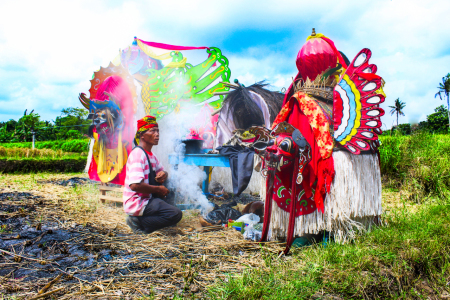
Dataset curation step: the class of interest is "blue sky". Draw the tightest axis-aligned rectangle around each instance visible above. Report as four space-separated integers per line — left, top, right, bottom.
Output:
0 0 449 129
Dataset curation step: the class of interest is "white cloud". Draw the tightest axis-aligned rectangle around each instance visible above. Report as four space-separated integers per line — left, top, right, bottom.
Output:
0 0 448 129
228 47 295 90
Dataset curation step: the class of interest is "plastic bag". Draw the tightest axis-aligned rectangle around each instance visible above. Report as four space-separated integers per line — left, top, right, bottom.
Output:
235 213 260 225
204 206 242 225
243 224 262 241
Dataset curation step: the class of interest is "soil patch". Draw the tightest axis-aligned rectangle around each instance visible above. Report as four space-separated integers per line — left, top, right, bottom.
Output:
0 186 283 299
37 177 94 187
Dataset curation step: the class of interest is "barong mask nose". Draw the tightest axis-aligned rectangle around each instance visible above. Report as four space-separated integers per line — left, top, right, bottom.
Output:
264 135 295 172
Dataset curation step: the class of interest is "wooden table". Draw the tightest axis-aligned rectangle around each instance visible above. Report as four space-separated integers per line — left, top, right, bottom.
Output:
168 154 230 193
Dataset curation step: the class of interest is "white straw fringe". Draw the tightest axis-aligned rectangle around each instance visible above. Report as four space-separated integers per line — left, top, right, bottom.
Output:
266 151 382 243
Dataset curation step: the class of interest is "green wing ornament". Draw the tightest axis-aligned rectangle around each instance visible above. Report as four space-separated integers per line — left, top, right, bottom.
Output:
141 47 231 119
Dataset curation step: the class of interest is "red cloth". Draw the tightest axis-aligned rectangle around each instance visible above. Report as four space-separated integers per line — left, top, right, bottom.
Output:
273 96 334 213
282 34 346 108
137 115 158 130
296 37 337 83
135 115 158 145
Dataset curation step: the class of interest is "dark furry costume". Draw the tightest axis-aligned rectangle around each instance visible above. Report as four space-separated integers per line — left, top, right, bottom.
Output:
221 81 284 130
215 81 284 195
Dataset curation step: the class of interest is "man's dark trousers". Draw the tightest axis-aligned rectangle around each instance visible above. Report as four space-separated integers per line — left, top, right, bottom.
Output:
129 198 182 233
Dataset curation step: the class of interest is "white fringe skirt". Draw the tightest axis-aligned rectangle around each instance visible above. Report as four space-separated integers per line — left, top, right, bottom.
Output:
267 151 382 243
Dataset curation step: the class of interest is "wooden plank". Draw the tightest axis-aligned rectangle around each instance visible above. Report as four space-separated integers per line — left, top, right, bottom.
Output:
99 195 123 203
98 182 123 204
100 184 106 203
99 186 124 192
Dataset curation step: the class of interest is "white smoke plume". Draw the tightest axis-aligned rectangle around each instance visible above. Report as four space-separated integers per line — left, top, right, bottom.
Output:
152 105 214 215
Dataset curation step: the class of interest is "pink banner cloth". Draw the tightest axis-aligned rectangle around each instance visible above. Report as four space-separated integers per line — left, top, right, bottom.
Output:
137 38 209 51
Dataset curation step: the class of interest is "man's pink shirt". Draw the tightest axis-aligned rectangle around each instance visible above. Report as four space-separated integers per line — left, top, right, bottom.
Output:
123 148 164 216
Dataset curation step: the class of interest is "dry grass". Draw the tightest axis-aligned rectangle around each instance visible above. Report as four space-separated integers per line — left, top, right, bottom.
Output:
2 173 444 299
381 187 421 214
0 173 215 235
0 173 284 299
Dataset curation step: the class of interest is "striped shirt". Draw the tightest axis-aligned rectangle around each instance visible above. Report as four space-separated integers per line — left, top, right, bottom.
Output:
123 147 165 216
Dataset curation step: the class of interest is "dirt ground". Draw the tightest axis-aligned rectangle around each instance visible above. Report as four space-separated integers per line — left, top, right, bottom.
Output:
0 173 284 299
0 173 411 299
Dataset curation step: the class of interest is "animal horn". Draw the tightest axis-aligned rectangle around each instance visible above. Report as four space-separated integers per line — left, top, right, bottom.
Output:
211 108 222 116
78 93 90 110
213 91 230 96
221 81 240 89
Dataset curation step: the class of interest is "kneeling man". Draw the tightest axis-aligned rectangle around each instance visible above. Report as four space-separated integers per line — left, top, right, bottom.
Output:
123 116 182 233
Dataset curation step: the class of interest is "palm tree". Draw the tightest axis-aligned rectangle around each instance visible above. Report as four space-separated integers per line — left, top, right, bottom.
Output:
389 98 406 126
435 73 450 128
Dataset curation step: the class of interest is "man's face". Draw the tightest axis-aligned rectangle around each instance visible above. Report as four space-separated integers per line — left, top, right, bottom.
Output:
140 127 160 145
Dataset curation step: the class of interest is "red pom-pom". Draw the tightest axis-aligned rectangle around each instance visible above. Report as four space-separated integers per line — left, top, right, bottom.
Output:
296 37 337 81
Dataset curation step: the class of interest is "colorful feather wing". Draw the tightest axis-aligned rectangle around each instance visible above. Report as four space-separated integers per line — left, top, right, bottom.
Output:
333 48 385 154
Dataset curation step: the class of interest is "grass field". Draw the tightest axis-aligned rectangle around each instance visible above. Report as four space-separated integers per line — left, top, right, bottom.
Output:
0 139 90 153
2 172 448 299
1 133 449 298
208 195 450 299
0 146 86 160
0 147 87 173
207 133 450 299
379 133 450 200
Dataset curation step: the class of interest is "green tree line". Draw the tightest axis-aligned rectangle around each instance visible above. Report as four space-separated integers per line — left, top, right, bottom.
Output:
392 105 449 135
390 73 450 135
0 108 91 143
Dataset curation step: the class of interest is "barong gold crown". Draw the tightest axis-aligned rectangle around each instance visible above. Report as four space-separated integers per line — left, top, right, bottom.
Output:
294 73 337 102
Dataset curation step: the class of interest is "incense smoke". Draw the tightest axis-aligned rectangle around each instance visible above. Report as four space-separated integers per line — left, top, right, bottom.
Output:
152 106 214 215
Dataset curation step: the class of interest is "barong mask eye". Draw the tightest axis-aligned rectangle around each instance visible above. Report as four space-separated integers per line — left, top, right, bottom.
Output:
253 139 274 152
279 138 294 154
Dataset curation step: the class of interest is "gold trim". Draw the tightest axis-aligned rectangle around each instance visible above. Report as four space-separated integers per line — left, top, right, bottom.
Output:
294 73 336 102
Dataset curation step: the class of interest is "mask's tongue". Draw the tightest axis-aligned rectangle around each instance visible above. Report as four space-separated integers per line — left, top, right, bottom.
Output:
277 162 294 190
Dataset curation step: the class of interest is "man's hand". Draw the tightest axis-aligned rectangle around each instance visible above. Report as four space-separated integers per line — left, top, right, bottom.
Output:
129 181 168 197
155 171 168 183
158 185 170 197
